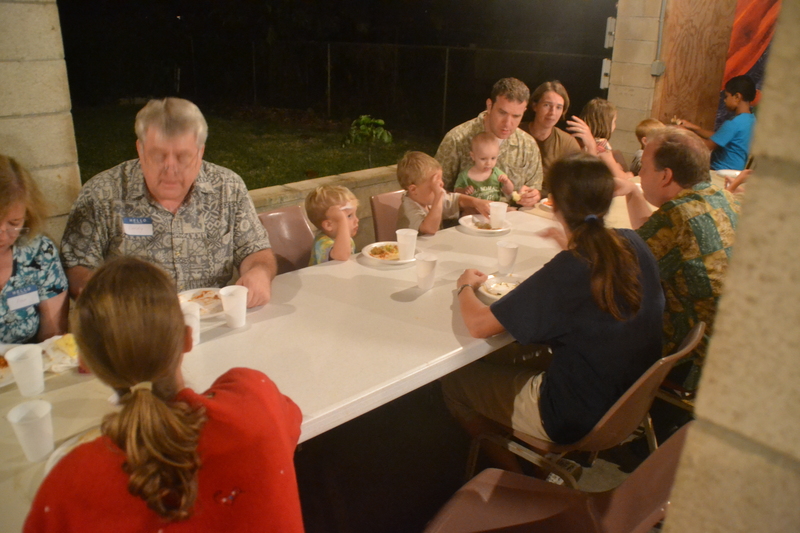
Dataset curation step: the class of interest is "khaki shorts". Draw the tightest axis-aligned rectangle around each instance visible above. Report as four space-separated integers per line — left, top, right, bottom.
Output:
441 345 553 442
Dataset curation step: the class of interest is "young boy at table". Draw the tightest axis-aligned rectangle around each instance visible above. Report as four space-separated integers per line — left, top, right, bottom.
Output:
396 151 491 235
454 132 515 202
305 185 359 265
675 75 757 171
630 118 664 176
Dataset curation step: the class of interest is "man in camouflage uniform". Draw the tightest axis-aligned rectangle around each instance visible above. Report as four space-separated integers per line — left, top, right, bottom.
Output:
435 78 543 207
61 98 276 308
615 127 740 390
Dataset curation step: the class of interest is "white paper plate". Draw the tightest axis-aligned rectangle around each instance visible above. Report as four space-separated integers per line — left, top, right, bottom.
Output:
44 426 102 475
458 215 512 236
477 275 523 303
361 241 417 265
178 288 223 318
715 169 741 180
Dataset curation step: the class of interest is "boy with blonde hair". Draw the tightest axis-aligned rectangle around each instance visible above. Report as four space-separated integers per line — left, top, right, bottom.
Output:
454 132 515 201
630 118 664 175
305 185 359 265
396 151 491 235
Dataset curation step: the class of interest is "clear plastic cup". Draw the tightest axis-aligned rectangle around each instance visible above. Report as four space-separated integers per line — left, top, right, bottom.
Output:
489 202 507 229
5 345 45 397
180 301 201 347
497 241 519 276
396 229 419 261
219 286 248 328
415 252 437 291
7 400 54 462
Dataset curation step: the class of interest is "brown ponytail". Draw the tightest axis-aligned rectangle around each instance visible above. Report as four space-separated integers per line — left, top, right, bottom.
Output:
548 153 642 320
75 257 206 520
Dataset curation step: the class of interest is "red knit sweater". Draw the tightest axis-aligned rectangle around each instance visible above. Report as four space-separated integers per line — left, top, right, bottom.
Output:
25 368 304 532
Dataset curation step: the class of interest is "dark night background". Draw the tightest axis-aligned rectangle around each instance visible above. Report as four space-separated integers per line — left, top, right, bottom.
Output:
57 0 617 137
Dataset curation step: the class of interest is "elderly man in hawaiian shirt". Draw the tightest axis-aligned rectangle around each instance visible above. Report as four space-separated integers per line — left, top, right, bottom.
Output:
614 127 741 390
435 77 543 207
61 98 276 308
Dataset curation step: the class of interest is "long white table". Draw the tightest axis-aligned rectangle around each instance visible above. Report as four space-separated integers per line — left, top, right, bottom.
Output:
0 210 560 531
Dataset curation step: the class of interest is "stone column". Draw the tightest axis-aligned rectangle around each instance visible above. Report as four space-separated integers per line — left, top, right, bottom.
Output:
663 1 800 531
607 0 663 160
0 0 80 244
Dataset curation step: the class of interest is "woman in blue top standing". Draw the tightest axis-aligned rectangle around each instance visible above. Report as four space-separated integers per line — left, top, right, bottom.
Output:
0 155 68 343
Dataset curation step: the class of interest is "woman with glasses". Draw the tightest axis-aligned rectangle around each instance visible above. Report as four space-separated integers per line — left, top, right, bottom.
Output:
0 155 68 343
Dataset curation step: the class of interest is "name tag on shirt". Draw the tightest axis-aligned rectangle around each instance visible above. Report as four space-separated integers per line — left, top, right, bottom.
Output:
7 286 39 311
123 217 154 236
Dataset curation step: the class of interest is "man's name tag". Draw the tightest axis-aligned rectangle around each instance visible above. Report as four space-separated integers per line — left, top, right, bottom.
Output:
7 286 39 311
123 217 154 236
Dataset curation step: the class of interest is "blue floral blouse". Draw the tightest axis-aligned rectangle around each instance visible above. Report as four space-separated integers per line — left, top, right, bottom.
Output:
1 235 68 344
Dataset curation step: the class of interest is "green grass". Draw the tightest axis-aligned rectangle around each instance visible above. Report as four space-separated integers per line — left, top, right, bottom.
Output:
72 105 440 190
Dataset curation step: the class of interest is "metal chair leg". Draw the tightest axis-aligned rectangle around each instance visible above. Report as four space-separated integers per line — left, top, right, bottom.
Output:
643 413 658 453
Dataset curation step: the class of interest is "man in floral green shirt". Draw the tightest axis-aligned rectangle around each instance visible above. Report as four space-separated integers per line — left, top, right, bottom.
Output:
615 127 741 390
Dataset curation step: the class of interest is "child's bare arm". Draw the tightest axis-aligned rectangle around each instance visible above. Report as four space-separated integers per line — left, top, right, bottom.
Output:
458 195 491 218
418 185 446 235
326 206 353 261
498 174 514 196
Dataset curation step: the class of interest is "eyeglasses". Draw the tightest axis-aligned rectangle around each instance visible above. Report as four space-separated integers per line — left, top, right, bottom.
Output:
2 227 30 238
146 150 201 171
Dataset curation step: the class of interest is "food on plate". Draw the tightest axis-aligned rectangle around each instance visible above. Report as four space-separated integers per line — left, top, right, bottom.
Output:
541 197 553 207
54 333 78 359
188 289 222 316
511 191 522 203
369 243 400 261
485 280 520 297
471 215 493 230
0 355 7 370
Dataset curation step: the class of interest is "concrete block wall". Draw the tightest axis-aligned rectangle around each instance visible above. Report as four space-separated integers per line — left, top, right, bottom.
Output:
249 165 400 251
0 0 81 244
608 0 663 166
663 2 800 531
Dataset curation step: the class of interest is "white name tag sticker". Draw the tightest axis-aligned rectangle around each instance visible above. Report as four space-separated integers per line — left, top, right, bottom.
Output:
7 286 40 311
123 217 154 236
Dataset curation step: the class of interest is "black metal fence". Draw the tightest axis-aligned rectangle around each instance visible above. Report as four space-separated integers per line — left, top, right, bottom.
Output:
70 38 609 138
187 41 609 137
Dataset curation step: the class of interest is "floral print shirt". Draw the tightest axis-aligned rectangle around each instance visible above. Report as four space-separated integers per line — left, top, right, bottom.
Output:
60 160 270 292
1 235 67 343
636 181 740 390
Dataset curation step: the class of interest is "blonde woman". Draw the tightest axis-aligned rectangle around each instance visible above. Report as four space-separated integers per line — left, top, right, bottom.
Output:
0 155 68 343
25 257 304 532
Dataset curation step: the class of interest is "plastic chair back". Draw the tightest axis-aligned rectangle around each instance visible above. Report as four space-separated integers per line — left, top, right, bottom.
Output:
426 423 692 533
370 190 404 242
258 206 315 274
593 422 691 533
513 322 705 454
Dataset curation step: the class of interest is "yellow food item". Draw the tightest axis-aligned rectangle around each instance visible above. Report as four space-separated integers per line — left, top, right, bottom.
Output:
511 191 522 203
369 244 399 260
474 221 492 230
54 333 78 359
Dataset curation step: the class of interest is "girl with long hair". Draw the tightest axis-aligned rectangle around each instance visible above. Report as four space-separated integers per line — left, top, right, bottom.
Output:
25 257 304 532
444 153 665 456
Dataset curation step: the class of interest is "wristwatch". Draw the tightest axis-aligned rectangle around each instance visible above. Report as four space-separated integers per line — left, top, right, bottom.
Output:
457 284 475 295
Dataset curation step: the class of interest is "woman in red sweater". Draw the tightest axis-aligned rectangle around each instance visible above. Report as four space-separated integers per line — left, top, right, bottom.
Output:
25 257 305 532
